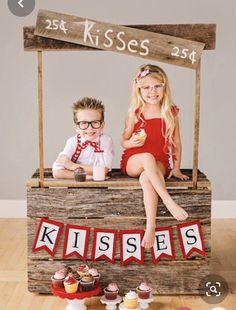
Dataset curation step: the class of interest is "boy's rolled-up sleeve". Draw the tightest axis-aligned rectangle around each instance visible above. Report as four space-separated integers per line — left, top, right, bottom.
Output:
52 137 76 170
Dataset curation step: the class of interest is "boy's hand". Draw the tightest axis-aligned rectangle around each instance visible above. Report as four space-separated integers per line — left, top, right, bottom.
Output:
55 154 77 171
167 168 189 180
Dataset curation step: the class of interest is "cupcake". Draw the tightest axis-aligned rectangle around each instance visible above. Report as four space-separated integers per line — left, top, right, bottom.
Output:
123 290 138 309
64 275 79 293
74 167 86 182
88 268 101 284
136 282 151 299
51 269 67 289
77 264 89 277
70 271 81 282
132 128 147 142
80 275 95 291
104 282 119 300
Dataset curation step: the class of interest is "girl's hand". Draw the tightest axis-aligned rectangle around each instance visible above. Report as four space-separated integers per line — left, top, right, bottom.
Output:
55 154 77 171
167 168 189 180
129 135 146 148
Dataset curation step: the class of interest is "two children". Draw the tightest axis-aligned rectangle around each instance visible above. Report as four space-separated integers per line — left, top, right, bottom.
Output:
53 64 188 249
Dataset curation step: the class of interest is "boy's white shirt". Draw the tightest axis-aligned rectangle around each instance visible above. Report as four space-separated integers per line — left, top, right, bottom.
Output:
52 134 114 171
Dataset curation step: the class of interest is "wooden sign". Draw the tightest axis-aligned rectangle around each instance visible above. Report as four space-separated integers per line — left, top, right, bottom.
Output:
35 9 205 69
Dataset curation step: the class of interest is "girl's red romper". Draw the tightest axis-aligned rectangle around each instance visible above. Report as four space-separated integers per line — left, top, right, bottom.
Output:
120 106 179 176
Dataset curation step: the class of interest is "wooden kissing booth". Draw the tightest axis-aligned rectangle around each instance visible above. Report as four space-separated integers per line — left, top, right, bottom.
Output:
24 9 216 295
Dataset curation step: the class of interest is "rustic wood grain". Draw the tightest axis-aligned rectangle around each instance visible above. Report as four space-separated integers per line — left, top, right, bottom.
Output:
27 259 210 295
24 24 216 51
27 187 211 219
193 61 201 188
34 10 205 69
37 51 44 186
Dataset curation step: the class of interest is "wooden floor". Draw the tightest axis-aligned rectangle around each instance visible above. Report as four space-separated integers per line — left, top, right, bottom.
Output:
0 219 235 310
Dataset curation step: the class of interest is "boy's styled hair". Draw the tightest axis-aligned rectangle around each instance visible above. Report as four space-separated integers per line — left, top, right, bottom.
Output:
73 97 105 123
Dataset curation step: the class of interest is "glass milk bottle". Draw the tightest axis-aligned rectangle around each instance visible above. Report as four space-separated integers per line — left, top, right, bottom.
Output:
93 150 106 181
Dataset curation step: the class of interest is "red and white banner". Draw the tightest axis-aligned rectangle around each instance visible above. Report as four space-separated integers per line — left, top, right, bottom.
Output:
151 227 175 263
63 225 90 260
177 220 205 259
32 218 63 256
91 228 117 263
32 219 206 262
120 230 144 266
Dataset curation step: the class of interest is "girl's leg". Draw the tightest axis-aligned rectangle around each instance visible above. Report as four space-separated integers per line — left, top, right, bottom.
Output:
126 153 188 221
139 170 159 248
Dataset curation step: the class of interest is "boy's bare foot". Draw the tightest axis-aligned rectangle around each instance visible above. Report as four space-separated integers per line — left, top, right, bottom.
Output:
141 228 156 249
163 198 188 221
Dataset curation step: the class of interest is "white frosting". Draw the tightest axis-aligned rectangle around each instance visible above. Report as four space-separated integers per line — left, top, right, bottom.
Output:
126 290 137 299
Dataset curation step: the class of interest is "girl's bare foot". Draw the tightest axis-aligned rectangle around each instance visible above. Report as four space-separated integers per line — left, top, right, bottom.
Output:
141 228 156 249
163 197 188 221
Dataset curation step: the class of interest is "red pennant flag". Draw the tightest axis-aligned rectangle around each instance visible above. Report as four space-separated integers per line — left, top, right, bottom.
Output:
120 230 144 266
177 220 205 259
63 225 90 260
151 227 175 263
91 228 117 263
32 218 63 256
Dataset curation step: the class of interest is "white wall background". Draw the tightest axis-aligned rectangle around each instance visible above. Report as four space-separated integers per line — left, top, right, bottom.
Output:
0 0 235 200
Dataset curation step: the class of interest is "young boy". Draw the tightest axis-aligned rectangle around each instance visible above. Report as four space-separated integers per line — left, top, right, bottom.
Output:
53 97 114 179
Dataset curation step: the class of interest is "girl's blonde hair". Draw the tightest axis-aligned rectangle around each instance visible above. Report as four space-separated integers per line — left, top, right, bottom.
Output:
130 64 177 148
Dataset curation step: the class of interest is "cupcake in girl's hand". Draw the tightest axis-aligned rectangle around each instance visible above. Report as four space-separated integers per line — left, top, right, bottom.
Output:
77 264 89 277
123 290 138 309
51 269 67 288
80 275 95 291
88 268 101 284
132 128 147 143
64 275 78 293
136 282 152 299
104 282 119 300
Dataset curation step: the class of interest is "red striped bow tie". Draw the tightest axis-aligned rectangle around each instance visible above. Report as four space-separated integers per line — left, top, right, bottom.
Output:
71 135 100 163
81 140 99 149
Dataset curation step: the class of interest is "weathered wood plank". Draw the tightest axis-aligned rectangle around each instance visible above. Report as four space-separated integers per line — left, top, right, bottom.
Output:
28 218 211 260
24 24 216 51
37 51 44 186
27 259 210 294
27 187 211 219
193 61 201 188
27 168 210 189
34 10 205 69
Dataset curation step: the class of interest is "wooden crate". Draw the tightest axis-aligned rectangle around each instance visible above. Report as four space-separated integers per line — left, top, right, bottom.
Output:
27 169 211 295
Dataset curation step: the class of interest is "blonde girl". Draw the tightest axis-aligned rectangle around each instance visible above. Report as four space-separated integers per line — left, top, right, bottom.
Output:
120 64 189 249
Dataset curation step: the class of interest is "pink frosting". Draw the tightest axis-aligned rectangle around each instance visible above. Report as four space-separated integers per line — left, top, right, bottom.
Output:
54 270 66 280
107 283 118 292
139 282 150 291
64 276 77 285
88 268 99 277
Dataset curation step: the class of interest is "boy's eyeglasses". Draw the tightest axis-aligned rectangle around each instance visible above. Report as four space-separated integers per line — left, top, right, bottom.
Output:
76 120 103 130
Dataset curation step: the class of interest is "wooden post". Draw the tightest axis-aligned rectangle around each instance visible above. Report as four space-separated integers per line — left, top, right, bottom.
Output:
193 60 201 188
38 51 44 186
